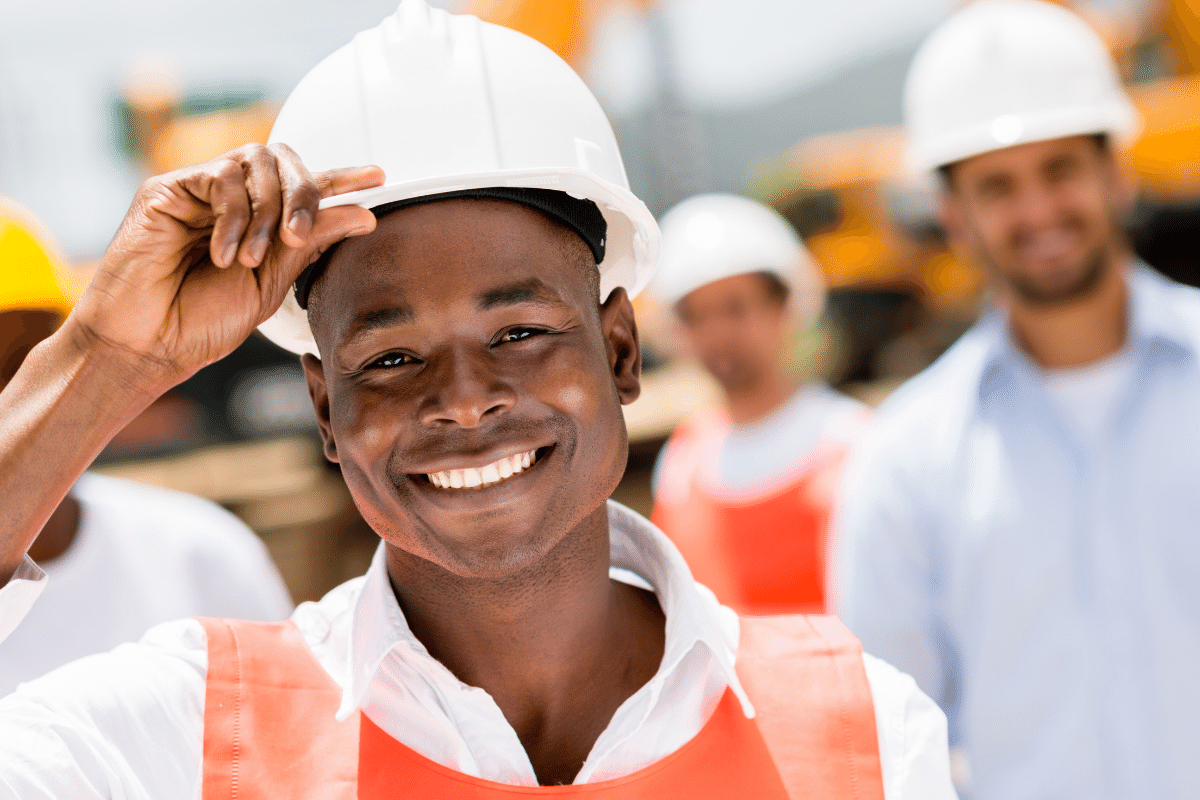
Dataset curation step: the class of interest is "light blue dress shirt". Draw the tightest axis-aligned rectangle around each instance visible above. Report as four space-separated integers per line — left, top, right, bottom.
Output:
836 267 1200 800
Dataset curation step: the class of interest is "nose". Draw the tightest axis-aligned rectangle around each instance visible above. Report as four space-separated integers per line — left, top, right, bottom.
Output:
418 348 516 428
1013 178 1060 232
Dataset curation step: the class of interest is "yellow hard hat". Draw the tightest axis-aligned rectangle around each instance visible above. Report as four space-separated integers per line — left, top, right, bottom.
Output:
0 199 76 321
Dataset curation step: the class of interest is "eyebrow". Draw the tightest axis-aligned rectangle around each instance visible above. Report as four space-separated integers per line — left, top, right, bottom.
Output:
344 305 415 341
478 278 567 311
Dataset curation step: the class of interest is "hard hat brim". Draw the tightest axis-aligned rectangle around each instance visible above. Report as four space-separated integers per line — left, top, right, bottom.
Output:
907 93 1141 174
257 168 659 356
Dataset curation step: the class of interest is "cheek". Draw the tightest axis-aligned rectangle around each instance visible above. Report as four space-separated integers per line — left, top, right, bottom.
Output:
557 385 587 414
329 383 409 470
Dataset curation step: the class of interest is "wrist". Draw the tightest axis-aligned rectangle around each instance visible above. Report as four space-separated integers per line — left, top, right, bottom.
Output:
57 314 192 401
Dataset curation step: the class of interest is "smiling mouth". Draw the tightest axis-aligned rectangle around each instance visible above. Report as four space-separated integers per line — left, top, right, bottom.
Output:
423 448 547 490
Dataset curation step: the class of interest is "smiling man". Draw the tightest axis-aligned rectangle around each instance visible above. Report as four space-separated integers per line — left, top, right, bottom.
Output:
0 2 954 797
835 2 1200 799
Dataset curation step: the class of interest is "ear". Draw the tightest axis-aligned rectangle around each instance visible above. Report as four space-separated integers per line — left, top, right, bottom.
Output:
599 287 641 405
1108 151 1138 219
938 189 969 254
301 353 339 463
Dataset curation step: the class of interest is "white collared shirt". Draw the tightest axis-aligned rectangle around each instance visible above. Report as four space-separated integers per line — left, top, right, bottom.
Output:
836 267 1200 800
0 501 955 799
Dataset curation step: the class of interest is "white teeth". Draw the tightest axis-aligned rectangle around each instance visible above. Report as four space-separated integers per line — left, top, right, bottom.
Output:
426 449 539 490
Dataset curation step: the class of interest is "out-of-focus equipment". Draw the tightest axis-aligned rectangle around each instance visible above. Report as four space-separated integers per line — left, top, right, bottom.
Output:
904 0 1139 172
652 193 825 326
0 199 76 320
260 0 659 356
465 0 658 68
121 56 277 178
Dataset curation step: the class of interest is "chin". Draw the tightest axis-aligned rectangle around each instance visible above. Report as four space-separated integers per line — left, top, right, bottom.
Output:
1007 249 1109 307
367 482 596 580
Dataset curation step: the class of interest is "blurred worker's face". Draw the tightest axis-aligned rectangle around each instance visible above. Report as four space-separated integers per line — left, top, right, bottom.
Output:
0 309 60 391
942 135 1129 307
302 199 640 578
675 273 789 394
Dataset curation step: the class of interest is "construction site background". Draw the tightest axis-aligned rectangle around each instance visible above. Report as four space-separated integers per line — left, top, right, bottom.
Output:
2 0 1196 602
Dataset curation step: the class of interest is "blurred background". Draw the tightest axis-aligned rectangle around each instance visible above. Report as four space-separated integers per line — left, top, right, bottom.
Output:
3 0 1198 602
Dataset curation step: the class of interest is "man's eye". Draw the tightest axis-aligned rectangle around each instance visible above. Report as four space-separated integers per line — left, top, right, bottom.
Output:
498 327 544 344
368 352 415 369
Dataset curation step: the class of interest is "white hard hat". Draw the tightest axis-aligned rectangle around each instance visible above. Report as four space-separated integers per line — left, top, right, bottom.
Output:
651 193 824 324
905 0 1140 173
258 0 659 355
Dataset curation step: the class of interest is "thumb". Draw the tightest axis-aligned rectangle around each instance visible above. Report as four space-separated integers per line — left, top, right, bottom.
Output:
261 205 377 313
306 204 378 261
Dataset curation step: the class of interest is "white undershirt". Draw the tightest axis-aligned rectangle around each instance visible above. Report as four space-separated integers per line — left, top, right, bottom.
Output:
1040 347 1136 443
718 384 867 489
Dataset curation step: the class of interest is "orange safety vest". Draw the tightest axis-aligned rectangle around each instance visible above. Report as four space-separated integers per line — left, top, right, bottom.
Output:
197 614 883 800
652 409 852 615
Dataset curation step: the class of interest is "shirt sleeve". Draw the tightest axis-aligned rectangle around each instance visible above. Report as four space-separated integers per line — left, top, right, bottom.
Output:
832 427 960 729
0 618 207 800
0 557 46 644
863 652 958 800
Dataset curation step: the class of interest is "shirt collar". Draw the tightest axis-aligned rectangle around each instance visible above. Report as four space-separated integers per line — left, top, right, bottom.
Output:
337 500 754 721
975 264 1198 404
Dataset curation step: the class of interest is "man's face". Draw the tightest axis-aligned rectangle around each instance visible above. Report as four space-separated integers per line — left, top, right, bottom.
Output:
0 309 60 391
675 273 788 394
943 135 1127 307
303 199 640 578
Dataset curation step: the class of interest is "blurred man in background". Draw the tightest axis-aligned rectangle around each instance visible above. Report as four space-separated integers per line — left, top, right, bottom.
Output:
836 1 1200 798
0 198 292 695
651 194 865 615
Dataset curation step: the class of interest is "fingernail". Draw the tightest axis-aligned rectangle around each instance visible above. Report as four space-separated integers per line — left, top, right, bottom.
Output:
220 237 239 267
247 233 269 265
349 223 374 237
289 208 313 239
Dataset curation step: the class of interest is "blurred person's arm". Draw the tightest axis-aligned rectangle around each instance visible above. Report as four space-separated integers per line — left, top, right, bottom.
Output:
0 145 381 590
833 421 960 730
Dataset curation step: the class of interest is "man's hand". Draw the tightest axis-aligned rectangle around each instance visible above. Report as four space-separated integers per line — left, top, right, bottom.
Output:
70 143 381 389
0 145 382 584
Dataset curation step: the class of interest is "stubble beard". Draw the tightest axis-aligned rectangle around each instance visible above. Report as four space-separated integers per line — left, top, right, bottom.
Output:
1004 244 1110 307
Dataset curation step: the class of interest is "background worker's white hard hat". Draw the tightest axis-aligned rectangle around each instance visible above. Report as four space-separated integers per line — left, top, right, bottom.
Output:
904 0 1140 173
258 0 659 356
651 193 824 326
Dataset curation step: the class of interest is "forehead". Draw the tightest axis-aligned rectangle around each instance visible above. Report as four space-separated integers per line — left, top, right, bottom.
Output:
314 199 592 339
681 272 777 306
953 135 1103 181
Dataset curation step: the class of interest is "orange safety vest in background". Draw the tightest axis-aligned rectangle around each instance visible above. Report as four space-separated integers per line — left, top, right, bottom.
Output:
652 408 854 615
197 614 883 800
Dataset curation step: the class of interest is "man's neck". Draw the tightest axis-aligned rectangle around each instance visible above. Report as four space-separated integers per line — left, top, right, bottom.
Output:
724 370 798 426
383 505 665 786
1006 258 1130 370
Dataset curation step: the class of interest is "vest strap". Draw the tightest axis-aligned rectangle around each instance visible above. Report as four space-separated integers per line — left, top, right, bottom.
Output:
737 614 884 799
198 617 358 800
